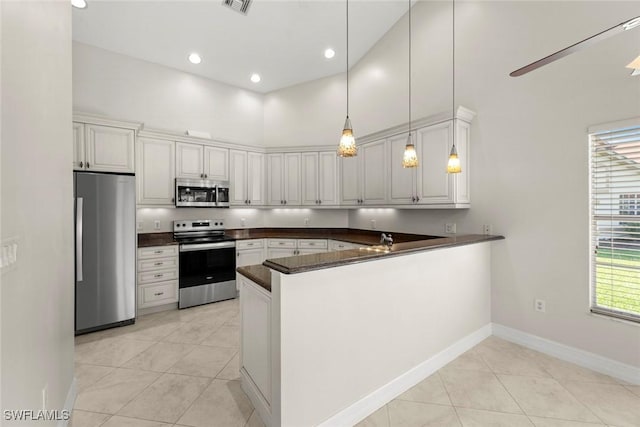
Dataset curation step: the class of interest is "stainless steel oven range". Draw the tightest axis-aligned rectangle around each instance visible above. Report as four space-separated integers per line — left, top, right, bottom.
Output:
174 219 236 309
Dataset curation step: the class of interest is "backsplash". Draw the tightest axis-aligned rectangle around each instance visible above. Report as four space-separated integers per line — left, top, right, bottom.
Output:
136 207 349 233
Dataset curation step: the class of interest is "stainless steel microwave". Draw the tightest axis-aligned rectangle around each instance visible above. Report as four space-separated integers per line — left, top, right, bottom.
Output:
175 179 230 208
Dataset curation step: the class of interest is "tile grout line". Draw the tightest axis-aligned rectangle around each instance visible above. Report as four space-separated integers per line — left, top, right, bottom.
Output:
555 379 609 425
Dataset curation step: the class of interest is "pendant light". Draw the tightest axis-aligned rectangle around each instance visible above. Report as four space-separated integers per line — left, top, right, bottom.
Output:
402 0 418 168
337 0 357 157
447 0 461 174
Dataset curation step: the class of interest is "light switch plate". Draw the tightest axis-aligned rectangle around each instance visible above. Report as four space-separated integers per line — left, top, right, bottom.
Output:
1 237 19 273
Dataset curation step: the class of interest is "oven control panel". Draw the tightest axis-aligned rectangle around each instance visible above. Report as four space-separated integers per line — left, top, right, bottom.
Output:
173 219 225 232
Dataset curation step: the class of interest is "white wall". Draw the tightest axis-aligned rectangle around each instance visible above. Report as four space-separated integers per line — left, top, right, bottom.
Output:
136 208 348 233
73 42 264 146
263 0 452 147
1 0 75 422
346 1 640 367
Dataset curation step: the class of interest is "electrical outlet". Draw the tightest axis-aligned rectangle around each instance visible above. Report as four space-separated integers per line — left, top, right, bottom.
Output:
240 218 246 227
535 299 546 313
0 238 18 272
137 221 144 231
483 224 492 235
153 220 161 230
304 218 310 226
42 384 48 410
370 219 376 230
445 223 457 234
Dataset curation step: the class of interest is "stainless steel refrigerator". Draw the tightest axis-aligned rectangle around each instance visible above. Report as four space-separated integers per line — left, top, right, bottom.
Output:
74 172 136 334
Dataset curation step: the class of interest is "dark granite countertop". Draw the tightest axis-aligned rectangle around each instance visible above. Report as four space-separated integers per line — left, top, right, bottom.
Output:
236 265 272 292
138 228 436 248
263 234 504 274
138 232 178 248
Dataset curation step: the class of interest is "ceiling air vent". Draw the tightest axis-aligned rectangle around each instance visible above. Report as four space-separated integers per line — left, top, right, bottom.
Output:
222 0 252 16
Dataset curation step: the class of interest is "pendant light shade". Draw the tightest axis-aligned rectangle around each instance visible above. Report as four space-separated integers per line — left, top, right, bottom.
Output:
402 133 418 168
402 0 418 168
337 0 357 158
338 116 357 157
448 0 461 174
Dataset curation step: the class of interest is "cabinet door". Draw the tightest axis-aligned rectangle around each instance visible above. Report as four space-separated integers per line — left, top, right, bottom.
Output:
237 248 265 267
266 248 296 259
340 156 360 205
85 124 135 173
247 152 265 205
176 142 204 179
230 150 247 205
240 277 272 403
283 153 302 205
136 138 175 205
318 151 338 205
361 139 387 204
267 154 284 205
204 146 229 181
298 248 327 255
416 122 454 204
73 122 85 170
301 152 319 206
388 133 417 204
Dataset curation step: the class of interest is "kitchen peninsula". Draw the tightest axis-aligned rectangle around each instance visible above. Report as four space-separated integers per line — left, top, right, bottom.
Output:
236 231 503 427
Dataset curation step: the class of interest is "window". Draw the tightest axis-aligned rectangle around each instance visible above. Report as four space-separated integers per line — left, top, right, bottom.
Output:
590 123 640 323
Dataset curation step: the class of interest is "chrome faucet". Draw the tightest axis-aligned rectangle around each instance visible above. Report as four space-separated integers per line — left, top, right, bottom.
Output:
380 233 393 248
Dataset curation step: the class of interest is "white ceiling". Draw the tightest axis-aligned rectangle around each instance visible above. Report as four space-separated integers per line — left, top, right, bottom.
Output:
72 0 411 93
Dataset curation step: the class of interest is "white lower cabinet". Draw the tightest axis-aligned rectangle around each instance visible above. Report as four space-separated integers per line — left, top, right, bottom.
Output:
137 245 179 309
328 240 362 251
239 274 272 405
237 239 266 268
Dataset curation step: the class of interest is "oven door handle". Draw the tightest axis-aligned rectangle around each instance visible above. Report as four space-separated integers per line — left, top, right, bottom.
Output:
180 242 236 252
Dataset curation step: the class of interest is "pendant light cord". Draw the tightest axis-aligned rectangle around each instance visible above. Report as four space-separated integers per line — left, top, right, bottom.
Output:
452 0 455 136
346 0 350 117
408 0 412 136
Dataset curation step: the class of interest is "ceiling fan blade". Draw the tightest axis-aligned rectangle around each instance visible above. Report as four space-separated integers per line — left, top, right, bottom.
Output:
510 16 640 77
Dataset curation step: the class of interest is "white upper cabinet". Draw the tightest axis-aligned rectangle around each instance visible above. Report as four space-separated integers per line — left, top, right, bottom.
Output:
340 155 361 205
176 142 204 179
302 151 338 206
231 150 265 206
136 137 175 206
388 132 417 204
267 153 301 206
204 146 229 181
73 122 85 170
176 142 229 180
76 124 135 173
361 140 387 205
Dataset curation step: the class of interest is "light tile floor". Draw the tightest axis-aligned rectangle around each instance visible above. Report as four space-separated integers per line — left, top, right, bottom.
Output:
71 299 640 427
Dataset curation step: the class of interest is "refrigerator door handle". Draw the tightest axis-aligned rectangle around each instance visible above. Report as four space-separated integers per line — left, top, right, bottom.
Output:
76 197 84 282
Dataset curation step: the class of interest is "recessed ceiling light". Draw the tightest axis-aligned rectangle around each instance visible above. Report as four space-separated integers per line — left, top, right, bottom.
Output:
188 53 202 64
250 73 261 83
71 0 87 9
324 48 336 59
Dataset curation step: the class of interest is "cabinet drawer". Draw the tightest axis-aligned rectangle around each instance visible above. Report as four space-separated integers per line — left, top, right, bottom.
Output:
138 268 178 285
329 240 360 251
139 281 178 307
138 245 179 259
237 239 264 250
267 239 296 249
138 256 178 272
297 239 327 249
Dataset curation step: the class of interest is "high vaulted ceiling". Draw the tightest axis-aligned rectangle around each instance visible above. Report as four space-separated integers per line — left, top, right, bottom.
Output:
72 0 412 93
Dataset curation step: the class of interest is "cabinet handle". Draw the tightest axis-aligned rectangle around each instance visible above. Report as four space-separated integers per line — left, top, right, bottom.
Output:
248 200 251 205
248 243 254 246
171 197 175 203
319 200 322 204
237 252 240 257
309 242 315 246
154 262 163 266
416 197 420 202
86 162 90 168
284 200 287 205
154 274 163 278
204 174 208 178
154 250 163 254
154 292 164 296
279 242 285 245
79 161 84 168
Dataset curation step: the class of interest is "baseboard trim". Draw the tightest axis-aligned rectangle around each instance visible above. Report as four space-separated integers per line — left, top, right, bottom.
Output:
492 323 640 385
318 323 493 427
58 378 77 427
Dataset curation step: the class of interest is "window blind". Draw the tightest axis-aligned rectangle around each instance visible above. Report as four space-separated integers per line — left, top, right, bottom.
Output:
590 125 640 323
